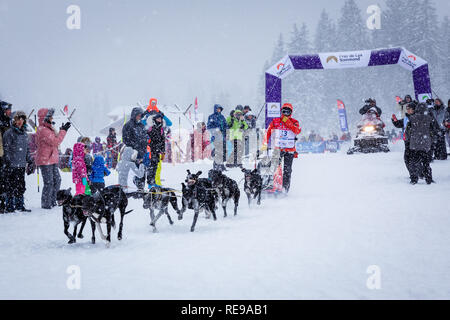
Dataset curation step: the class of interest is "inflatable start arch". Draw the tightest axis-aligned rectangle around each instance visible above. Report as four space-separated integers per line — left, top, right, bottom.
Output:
265 47 432 128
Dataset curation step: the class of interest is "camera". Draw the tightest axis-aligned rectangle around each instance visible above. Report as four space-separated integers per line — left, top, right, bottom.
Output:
426 98 435 105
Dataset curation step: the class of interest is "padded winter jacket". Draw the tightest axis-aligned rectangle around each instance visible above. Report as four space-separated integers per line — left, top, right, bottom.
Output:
2 125 31 168
35 108 67 166
408 104 441 152
264 104 301 153
207 105 227 134
359 104 382 116
122 107 148 158
147 123 165 160
226 115 248 140
430 101 447 130
89 155 111 183
92 137 103 155
0 132 3 158
72 142 87 184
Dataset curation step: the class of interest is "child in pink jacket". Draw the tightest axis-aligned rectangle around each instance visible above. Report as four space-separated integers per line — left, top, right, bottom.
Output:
72 142 91 195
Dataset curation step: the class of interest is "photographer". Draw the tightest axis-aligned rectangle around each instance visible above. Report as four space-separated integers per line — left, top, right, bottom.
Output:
444 101 450 150
397 95 413 118
428 98 447 160
226 107 248 168
359 98 382 116
392 101 416 182
35 108 70 209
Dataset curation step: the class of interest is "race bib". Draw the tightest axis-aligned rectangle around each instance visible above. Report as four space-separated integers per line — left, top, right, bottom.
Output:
273 129 296 148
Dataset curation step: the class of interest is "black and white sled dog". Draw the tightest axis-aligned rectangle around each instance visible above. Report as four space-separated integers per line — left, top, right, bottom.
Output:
82 185 133 246
180 170 218 232
241 168 263 206
141 186 182 233
208 169 240 217
57 188 93 244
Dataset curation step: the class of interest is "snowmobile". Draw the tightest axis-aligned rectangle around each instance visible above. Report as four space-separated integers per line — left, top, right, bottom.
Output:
347 109 389 155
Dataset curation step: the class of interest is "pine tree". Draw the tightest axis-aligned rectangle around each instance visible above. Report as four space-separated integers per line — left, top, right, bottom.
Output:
436 16 450 96
337 0 370 51
380 0 409 47
314 9 336 53
271 33 286 64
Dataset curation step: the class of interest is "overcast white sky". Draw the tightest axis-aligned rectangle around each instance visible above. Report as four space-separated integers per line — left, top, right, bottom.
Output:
0 0 449 120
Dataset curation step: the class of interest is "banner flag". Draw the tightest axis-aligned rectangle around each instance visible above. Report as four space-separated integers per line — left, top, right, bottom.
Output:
337 99 349 132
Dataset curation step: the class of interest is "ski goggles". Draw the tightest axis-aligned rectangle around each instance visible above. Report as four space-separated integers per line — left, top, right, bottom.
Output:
281 108 292 116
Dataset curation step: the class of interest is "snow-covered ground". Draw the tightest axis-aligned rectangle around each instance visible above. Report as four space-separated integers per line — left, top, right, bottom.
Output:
1 145 450 300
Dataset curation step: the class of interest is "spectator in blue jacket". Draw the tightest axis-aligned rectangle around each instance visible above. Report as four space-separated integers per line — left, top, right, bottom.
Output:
207 104 227 171
89 155 111 194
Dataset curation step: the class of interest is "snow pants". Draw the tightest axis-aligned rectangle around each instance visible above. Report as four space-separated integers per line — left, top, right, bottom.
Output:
90 182 105 194
446 131 450 150
432 131 447 160
280 151 295 192
0 158 5 211
212 133 226 165
227 139 243 166
40 164 61 209
75 183 85 195
267 149 295 192
409 150 432 183
403 142 414 179
4 166 26 211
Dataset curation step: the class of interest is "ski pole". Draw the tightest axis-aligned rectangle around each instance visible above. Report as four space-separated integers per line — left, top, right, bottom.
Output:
117 112 127 164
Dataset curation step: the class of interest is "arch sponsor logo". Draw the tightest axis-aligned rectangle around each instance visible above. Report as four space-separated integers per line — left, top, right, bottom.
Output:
326 56 338 63
266 55 294 79
398 49 426 71
319 50 371 69
418 93 432 102
266 102 281 118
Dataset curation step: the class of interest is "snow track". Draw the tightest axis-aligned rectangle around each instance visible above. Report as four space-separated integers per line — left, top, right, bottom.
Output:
1 150 449 299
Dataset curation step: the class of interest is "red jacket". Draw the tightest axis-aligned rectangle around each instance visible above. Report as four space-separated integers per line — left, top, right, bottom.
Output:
264 112 301 152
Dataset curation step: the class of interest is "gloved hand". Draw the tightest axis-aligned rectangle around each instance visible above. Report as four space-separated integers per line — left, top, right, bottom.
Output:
282 116 289 123
60 122 71 131
160 153 165 161
260 144 268 152
392 114 398 121
240 123 245 130
26 160 35 175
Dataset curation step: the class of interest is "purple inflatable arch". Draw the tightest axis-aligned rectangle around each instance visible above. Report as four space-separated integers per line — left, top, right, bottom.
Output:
265 47 432 128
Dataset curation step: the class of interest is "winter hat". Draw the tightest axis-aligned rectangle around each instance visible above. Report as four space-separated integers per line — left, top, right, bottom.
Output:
153 113 164 121
147 98 159 113
282 103 293 111
404 95 412 102
234 108 243 115
244 105 252 111
0 101 12 111
13 111 27 124
214 104 223 112
44 108 55 124
406 101 417 111
236 105 244 112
